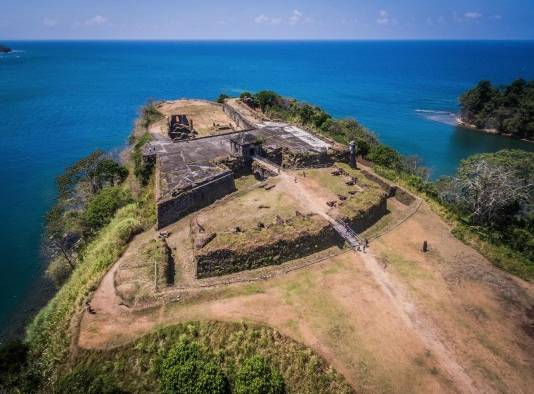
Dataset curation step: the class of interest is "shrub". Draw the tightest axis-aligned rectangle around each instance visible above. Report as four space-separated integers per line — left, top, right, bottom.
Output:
131 132 154 186
234 356 285 394
217 94 230 104
84 187 132 233
254 91 281 112
55 368 126 394
139 100 163 129
45 256 74 287
159 339 228 394
367 144 402 169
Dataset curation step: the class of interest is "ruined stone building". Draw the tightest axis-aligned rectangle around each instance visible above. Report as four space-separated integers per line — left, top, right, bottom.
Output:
143 103 345 229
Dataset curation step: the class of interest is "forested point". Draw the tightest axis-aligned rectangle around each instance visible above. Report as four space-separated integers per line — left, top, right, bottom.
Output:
459 79 534 141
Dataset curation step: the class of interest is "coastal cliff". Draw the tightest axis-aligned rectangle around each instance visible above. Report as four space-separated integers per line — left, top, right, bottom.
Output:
0 44 12 53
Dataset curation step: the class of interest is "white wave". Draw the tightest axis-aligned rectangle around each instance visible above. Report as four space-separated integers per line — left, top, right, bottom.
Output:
416 109 459 126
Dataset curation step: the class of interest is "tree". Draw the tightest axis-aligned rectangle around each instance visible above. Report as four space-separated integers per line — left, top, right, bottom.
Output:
84 187 132 233
94 159 129 189
159 340 228 394
459 78 534 140
55 368 126 394
437 151 533 226
57 150 106 200
234 356 285 394
254 91 280 112
367 144 402 169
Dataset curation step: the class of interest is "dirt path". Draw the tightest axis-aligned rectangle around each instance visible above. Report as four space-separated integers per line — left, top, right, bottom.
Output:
358 249 477 393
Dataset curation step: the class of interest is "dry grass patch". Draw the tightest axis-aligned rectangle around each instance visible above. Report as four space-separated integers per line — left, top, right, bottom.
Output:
196 178 310 236
157 100 237 136
115 238 171 306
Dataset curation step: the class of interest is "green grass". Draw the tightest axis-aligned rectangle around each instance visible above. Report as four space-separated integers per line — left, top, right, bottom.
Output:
307 165 386 221
26 202 152 385
205 214 326 252
68 321 353 394
234 175 260 191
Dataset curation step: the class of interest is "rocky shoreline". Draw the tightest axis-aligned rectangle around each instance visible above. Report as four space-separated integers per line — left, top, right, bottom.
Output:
456 116 533 143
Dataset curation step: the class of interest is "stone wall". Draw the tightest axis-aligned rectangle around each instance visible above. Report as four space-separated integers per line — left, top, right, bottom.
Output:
213 155 250 178
358 168 416 205
223 103 255 130
157 173 236 229
343 196 388 234
195 221 343 278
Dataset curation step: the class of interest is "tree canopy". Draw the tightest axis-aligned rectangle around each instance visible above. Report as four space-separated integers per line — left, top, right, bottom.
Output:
459 79 534 140
437 149 534 262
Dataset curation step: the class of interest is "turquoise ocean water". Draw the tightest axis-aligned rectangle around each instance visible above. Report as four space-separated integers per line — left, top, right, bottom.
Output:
1 41 533 335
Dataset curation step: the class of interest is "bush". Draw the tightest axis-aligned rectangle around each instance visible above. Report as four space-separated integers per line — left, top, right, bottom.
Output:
367 144 402 169
139 100 163 129
159 339 228 394
234 356 285 394
55 369 126 394
85 187 132 233
217 94 230 104
45 256 74 287
255 91 281 112
132 132 154 186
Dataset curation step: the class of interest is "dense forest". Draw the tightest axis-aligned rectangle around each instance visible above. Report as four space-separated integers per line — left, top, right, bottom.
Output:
459 79 534 141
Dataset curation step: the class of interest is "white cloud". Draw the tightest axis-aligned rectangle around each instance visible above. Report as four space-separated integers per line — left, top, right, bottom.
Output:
489 14 502 21
289 9 303 26
464 11 482 20
377 10 389 25
82 15 109 27
254 14 269 24
377 10 396 26
255 10 309 26
42 17 57 27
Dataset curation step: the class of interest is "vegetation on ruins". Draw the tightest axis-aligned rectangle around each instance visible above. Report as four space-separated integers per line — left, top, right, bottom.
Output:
459 79 534 140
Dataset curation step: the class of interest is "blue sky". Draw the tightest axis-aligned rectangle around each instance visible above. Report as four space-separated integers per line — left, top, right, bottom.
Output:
2 0 533 40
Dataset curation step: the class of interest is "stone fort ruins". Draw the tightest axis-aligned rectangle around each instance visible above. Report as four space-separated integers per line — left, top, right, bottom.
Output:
143 100 348 229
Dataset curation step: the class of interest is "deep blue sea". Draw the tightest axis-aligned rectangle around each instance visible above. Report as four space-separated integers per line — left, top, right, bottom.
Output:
1 40 533 335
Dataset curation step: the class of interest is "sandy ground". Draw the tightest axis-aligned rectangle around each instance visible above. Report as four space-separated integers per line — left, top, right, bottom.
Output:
78 168 534 393
155 99 238 136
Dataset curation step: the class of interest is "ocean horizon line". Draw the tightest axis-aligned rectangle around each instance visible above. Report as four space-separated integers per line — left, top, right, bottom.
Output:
3 38 534 43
